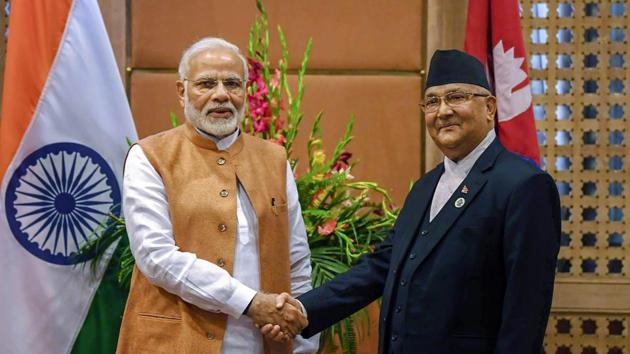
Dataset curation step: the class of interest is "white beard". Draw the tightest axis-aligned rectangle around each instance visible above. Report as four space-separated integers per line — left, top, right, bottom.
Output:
184 94 244 137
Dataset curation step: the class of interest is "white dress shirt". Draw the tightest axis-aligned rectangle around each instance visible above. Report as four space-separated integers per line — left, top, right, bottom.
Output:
430 129 496 221
123 128 319 354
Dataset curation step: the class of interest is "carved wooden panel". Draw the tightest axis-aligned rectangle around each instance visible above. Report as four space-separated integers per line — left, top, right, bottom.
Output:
544 314 628 353
521 0 630 351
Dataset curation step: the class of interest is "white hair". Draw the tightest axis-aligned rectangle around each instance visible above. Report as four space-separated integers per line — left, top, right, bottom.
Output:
178 37 248 82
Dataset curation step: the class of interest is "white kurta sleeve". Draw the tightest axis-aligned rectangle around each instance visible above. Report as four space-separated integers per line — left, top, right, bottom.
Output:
123 144 256 319
285 162 320 353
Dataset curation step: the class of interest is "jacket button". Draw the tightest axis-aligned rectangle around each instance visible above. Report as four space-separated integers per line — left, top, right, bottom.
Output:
218 224 227 232
420 230 428 236
395 306 401 313
400 280 407 287
392 268 397 274
207 331 215 340
217 157 226 165
219 189 229 197
217 258 225 267
391 334 398 342
409 253 416 260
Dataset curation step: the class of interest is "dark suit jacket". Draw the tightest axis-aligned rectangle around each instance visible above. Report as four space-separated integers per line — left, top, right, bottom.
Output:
299 139 561 354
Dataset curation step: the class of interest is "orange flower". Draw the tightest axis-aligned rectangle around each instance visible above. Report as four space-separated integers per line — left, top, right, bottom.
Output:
270 134 286 146
311 189 324 204
317 220 337 236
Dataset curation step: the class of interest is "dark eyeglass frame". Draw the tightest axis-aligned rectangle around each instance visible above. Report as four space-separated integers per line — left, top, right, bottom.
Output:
419 91 491 113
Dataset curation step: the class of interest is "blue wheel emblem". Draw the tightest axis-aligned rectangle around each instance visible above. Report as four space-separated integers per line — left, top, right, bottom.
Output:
5 143 121 265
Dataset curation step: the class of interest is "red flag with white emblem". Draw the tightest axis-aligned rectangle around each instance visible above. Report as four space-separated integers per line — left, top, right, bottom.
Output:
464 0 541 166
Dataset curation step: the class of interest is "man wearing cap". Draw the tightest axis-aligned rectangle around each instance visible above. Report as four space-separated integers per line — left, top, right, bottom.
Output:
262 49 561 353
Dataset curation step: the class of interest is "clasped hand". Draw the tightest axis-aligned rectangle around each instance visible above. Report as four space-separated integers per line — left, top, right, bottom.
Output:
246 292 306 342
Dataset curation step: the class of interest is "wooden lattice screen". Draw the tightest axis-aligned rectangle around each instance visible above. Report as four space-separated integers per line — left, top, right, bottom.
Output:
521 1 630 352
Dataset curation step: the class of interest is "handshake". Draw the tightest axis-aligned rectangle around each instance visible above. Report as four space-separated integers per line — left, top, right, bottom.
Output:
246 292 307 342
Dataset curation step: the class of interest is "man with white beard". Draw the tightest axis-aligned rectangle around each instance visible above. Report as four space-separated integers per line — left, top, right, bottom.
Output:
116 37 319 354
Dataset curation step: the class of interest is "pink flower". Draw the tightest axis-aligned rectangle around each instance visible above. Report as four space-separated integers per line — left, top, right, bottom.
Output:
248 95 270 120
248 58 263 82
245 57 286 138
317 220 337 236
270 69 281 89
247 59 272 126
254 78 268 97
332 151 352 171
253 118 269 133
338 152 352 164
274 115 285 130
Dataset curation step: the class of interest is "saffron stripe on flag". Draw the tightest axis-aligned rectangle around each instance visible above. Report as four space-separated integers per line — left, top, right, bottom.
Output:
0 0 73 183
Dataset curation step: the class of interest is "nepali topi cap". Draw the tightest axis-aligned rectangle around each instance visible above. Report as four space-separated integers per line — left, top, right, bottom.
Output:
425 49 491 91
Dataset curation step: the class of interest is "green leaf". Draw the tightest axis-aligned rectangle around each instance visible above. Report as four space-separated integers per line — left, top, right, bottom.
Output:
301 209 331 218
327 117 354 170
169 112 181 128
255 0 266 16
292 38 312 120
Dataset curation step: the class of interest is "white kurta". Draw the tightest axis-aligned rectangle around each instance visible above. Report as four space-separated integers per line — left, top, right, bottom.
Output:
430 129 496 221
123 128 319 354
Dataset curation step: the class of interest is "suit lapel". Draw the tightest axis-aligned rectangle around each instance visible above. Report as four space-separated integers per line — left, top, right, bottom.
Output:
411 139 504 269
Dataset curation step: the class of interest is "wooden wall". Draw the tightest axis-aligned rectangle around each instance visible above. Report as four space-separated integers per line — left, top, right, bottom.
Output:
125 0 424 205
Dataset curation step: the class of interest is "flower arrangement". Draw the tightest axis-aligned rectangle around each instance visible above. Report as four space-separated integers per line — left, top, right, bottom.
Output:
244 5 398 351
83 1 398 353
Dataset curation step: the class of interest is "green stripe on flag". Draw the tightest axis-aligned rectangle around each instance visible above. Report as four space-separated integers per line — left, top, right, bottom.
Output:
71 240 129 354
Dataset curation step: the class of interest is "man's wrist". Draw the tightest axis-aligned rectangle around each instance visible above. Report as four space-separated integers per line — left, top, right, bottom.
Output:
243 296 254 315
296 299 308 320
225 284 257 319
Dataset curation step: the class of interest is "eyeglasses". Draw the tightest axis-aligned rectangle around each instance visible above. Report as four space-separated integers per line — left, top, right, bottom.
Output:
420 91 490 113
184 77 245 94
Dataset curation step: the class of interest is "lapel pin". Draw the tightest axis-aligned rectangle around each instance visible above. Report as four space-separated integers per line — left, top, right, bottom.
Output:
455 197 465 208
461 185 469 194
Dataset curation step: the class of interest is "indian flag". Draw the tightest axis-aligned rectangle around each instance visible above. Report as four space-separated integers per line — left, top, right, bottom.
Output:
0 0 136 353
